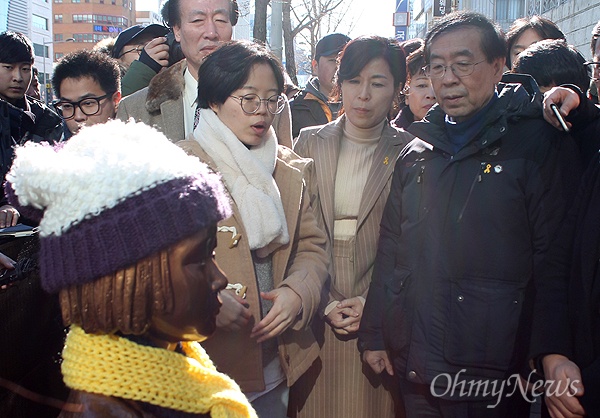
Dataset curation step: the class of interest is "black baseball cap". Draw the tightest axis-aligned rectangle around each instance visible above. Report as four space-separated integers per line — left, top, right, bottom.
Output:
315 33 351 61
112 24 169 58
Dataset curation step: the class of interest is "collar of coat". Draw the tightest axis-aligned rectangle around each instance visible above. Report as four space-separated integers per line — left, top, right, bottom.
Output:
406 82 543 157
145 59 187 114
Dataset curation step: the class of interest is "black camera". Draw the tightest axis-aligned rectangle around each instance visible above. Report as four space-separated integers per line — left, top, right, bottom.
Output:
165 31 184 67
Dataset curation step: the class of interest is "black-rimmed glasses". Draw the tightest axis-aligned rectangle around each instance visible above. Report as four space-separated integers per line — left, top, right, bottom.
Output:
422 60 486 79
229 94 286 115
53 93 114 120
584 61 600 81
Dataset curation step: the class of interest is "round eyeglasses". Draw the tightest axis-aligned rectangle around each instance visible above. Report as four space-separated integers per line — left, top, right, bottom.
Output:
422 60 486 79
584 61 600 81
229 94 286 115
53 93 114 120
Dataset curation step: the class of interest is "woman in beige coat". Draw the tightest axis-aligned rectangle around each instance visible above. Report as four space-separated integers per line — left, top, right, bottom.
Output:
289 36 413 418
177 40 328 418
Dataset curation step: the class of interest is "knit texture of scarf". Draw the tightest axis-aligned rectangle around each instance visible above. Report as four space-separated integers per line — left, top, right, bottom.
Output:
194 108 289 254
61 325 257 418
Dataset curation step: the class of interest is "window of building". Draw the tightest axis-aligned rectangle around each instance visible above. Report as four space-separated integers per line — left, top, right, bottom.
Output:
54 0 63 3
73 33 97 43
55 53 64 60
496 0 523 22
32 15 48 30
72 0 81 3
33 44 50 58
54 33 63 42
55 14 63 23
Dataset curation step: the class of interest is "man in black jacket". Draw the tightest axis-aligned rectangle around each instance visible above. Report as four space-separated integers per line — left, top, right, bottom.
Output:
529 84 600 418
289 33 349 139
0 31 63 227
358 11 579 417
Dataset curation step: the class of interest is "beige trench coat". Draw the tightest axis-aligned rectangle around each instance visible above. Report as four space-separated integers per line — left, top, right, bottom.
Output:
177 139 329 393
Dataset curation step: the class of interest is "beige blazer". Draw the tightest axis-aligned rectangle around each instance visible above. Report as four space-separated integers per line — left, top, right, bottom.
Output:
294 116 413 304
177 139 329 393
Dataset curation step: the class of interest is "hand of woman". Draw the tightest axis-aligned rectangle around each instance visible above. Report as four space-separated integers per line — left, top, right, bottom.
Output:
326 297 363 335
250 287 301 343
0 205 20 228
215 289 252 331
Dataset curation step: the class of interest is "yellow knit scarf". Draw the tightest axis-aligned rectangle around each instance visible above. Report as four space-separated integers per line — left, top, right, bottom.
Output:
61 325 257 418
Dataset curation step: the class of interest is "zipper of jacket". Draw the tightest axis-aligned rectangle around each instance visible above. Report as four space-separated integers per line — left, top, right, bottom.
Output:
457 163 484 223
416 165 425 219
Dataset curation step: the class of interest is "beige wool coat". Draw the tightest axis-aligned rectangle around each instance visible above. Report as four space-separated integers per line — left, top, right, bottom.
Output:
177 139 329 393
116 59 293 148
289 116 412 418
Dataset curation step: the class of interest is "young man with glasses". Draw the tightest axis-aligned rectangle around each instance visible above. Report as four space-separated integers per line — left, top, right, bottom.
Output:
359 11 580 418
52 49 121 137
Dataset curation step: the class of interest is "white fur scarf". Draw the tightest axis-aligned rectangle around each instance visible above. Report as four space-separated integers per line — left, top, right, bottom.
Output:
194 108 289 253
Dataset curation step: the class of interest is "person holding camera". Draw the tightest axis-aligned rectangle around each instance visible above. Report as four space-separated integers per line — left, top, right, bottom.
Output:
111 24 170 97
117 0 292 148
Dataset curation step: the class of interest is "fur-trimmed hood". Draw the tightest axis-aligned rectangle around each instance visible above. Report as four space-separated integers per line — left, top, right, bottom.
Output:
144 59 187 114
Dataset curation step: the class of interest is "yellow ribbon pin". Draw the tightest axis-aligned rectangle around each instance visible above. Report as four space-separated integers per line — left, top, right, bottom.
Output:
484 164 492 174
383 157 389 165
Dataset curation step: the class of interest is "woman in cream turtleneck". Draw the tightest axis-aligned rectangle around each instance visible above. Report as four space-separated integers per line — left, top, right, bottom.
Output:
289 36 414 418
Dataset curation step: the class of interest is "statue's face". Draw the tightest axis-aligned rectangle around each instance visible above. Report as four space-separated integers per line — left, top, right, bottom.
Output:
147 226 228 344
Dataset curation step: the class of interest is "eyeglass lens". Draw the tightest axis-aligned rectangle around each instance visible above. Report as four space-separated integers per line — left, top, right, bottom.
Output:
54 96 105 119
239 94 285 114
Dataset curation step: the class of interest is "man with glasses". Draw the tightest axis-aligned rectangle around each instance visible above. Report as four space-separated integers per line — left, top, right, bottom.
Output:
359 11 579 417
52 49 121 137
586 19 600 103
117 0 292 147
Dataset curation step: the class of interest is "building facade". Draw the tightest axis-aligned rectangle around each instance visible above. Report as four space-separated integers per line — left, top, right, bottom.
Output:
52 0 136 60
404 0 600 60
1 0 54 102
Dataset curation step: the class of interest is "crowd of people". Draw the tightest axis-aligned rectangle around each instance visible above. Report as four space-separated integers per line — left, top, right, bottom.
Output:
1 1 600 417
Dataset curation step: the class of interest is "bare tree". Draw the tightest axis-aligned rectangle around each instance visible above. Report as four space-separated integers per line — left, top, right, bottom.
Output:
283 0 353 85
254 0 270 43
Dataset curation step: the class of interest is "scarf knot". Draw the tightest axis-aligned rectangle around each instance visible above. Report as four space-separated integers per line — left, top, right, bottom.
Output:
194 108 289 253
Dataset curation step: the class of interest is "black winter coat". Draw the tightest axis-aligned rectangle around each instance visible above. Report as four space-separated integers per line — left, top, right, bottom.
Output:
530 88 600 416
0 97 63 201
289 77 340 139
358 83 580 398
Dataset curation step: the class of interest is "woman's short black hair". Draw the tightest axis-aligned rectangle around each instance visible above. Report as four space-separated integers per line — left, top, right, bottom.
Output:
0 31 34 64
197 40 284 109
331 35 406 100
